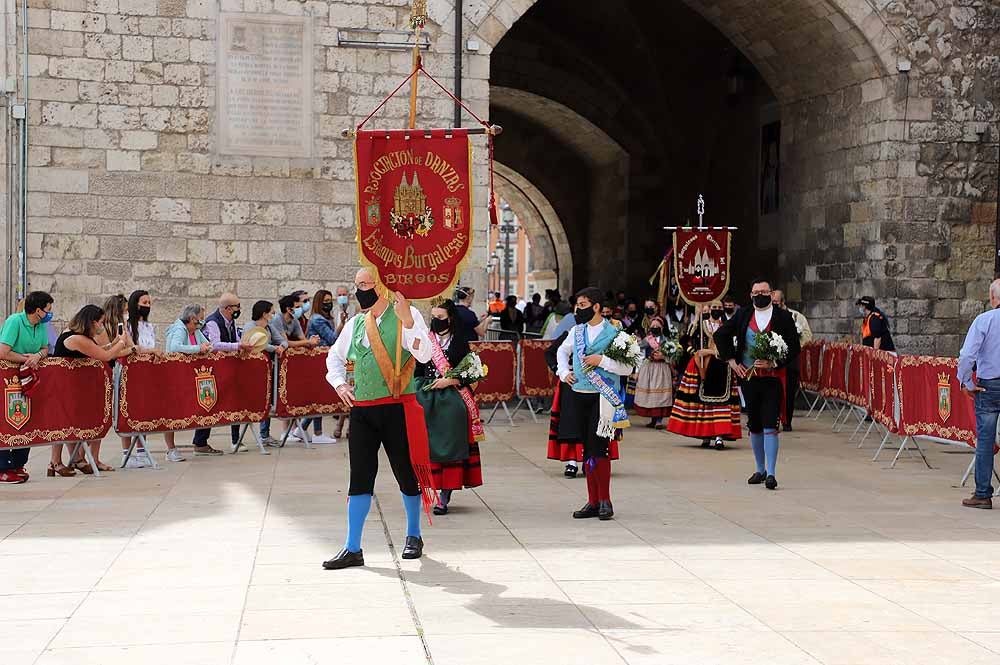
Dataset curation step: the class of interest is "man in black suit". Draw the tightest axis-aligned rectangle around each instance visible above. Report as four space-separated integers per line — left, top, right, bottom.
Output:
714 277 800 490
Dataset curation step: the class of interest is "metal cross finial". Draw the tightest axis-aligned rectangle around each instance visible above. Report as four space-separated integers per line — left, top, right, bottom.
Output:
697 195 705 229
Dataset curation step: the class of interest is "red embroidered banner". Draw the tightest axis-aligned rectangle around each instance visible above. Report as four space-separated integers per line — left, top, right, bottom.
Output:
355 130 473 300
470 341 516 403
672 229 731 305
845 345 872 409
870 349 899 432
799 341 823 392
275 347 348 418
820 343 849 399
897 355 977 446
518 339 558 398
0 359 112 448
116 352 272 434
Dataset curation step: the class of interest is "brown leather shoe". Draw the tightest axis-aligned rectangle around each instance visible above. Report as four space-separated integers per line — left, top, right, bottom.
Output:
962 496 992 509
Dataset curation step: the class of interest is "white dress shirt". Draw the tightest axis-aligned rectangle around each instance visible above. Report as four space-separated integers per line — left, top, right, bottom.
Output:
555 322 635 391
754 307 773 331
326 305 432 390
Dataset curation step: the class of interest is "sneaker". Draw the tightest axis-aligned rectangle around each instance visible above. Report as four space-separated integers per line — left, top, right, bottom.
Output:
311 434 337 444
261 436 281 448
123 451 147 469
0 471 27 483
287 427 304 442
165 448 186 462
193 445 224 456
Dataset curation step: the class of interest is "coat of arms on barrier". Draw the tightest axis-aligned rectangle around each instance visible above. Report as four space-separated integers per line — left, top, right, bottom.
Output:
4 376 29 430
937 372 951 423
195 366 218 412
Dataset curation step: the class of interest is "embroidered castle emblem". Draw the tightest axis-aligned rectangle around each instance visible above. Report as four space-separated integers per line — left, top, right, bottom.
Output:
937 372 951 423
195 366 218 412
4 376 29 430
443 196 464 230
389 172 434 239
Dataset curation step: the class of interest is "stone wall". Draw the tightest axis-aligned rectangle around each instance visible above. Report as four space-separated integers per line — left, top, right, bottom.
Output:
13 0 492 333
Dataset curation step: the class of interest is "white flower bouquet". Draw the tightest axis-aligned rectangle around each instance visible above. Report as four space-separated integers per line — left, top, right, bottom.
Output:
603 331 643 371
423 351 488 390
747 330 788 377
659 335 683 363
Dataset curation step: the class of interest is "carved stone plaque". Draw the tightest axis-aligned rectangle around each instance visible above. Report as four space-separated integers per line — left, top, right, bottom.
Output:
217 13 313 158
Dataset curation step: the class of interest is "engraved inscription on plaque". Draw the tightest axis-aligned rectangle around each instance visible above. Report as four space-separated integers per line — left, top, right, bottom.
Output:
217 13 313 158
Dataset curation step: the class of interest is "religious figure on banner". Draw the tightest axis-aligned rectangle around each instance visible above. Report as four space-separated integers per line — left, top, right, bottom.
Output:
672 229 731 305
938 372 951 423
195 366 218 412
354 130 474 300
4 376 30 430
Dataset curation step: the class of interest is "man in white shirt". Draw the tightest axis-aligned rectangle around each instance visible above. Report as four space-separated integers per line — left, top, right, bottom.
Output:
322 269 433 570
555 287 634 520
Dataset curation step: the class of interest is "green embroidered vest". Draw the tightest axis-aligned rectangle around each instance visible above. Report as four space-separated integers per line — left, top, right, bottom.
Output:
346 306 416 401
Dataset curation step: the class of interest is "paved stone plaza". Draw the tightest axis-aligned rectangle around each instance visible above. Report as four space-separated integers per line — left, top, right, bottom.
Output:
4 412 1000 665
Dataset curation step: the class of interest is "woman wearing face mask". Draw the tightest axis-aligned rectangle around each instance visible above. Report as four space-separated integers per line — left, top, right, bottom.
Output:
50 305 136 476
120 290 185 467
634 316 674 429
414 300 484 515
666 302 741 450
294 289 339 444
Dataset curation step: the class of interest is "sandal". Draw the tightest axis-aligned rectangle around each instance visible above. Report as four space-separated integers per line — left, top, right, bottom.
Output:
94 461 115 472
72 460 94 475
47 462 77 477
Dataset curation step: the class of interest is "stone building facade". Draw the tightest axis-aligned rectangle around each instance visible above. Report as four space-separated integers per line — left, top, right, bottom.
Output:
0 0 997 355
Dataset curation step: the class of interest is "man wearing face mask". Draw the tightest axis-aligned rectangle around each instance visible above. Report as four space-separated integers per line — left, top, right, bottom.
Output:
333 286 353 334
554 287 635 520
722 294 739 321
322 269 435 569
261 295 320 445
715 278 800 490
857 296 895 352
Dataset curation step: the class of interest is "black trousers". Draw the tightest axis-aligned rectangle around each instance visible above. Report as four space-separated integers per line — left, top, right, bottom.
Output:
0 448 29 470
741 377 782 434
348 403 419 496
192 425 240 446
784 366 800 426
557 390 610 459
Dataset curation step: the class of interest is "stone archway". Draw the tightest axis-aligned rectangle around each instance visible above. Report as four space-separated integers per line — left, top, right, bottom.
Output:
494 161 573 296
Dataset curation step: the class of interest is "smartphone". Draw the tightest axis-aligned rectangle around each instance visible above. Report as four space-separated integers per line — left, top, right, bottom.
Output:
117 322 124 336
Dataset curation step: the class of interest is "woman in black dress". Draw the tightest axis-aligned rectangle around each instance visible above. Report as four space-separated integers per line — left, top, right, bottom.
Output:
49 304 135 476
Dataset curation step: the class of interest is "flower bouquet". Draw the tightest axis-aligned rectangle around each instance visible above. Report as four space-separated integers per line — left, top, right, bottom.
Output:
747 331 789 377
659 334 684 363
603 331 643 371
423 351 488 389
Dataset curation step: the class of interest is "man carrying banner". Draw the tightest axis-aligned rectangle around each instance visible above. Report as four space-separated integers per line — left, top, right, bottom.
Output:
323 268 434 569
555 287 634 520
715 277 800 491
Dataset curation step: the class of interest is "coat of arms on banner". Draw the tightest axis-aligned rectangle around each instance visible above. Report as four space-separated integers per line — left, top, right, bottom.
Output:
195 366 218 412
937 372 951 423
672 229 731 305
4 376 29 430
366 198 381 226
443 197 464 230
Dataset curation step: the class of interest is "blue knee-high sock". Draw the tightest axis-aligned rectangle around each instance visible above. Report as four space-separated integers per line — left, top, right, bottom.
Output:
345 494 372 553
750 432 765 474
401 493 422 538
764 429 779 476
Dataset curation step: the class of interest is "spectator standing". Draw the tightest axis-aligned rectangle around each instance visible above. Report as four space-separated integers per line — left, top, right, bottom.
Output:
50 305 135 476
101 294 128 344
260 294 319 445
488 292 505 315
958 279 1000 509
498 295 525 341
524 293 547 334
547 294 578 340
857 296 895 352
0 291 53 483
123 290 185 465
772 289 813 431
291 290 312 342
722 294 739 321
298 289 338 444
454 286 489 341
334 285 353 336
165 304 221 455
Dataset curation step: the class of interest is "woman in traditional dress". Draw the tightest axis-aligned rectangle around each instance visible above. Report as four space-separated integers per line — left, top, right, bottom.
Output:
634 315 674 429
666 302 741 449
415 299 485 515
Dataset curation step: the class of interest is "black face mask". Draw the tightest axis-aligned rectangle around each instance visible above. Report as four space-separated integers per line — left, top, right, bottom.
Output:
752 294 772 309
574 306 595 324
701 312 711 321
430 318 450 334
137 305 151 319
321 302 334 313
644 307 656 315
649 327 662 336
231 309 241 320
723 306 734 315
356 287 378 310
626 310 637 318
710 310 724 320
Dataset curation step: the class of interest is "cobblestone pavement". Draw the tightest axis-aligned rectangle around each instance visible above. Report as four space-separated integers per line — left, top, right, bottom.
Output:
3 410 1000 665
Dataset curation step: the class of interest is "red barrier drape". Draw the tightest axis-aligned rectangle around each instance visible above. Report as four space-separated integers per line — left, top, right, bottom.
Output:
799 341 823 391
870 349 899 432
275 347 348 417
897 355 976 447
116 352 272 434
469 341 516 403
845 345 872 408
0 358 112 448
820 343 849 399
518 339 558 398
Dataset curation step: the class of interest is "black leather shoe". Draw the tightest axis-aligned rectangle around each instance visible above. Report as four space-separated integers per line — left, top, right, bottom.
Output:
598 501 614 520
572 503 600 519
432 503 448 516
748 472 767 485
401 536 423 559
701 440 712 448
765 475 778 490
564 464 578 478
714 437 725 450
784 423 793 432
322 548 364 570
